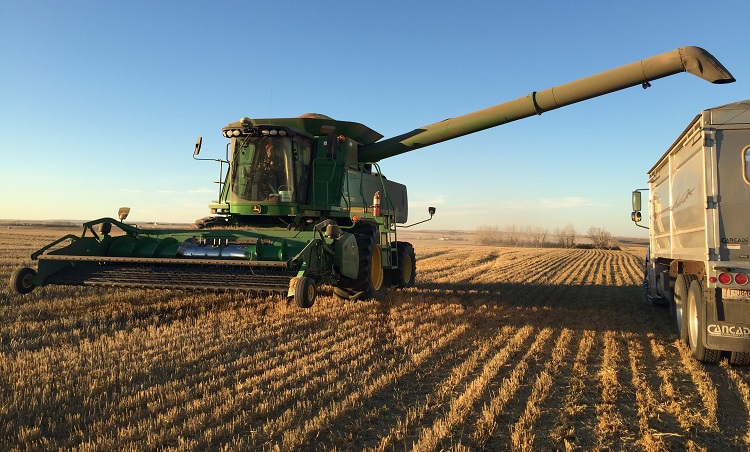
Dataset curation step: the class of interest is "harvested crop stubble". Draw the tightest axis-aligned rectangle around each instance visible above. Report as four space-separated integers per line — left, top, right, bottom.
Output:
2 230 750 450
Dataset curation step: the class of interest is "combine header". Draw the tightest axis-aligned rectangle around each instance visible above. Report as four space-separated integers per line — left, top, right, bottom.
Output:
11 46 734 308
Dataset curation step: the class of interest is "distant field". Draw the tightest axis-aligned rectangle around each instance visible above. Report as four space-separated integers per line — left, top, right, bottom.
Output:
1 227 749 450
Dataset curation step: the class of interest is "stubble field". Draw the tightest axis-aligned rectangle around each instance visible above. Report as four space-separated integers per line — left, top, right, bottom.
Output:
2 227 750 451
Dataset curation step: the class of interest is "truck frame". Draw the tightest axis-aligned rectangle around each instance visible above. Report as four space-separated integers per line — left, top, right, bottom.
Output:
632 100 750 364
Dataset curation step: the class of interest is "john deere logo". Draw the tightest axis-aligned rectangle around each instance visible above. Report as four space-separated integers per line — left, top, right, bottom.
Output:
252 205 262 214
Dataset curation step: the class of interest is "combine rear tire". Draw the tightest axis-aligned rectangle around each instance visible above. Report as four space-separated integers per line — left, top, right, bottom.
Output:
393 242 416 288
11 267 37 295
291 276 316 308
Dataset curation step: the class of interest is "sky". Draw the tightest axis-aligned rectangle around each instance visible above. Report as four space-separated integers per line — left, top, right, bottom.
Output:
1 1 748 237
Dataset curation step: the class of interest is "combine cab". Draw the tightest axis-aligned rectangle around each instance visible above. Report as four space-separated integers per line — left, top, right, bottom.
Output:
11 46 734 307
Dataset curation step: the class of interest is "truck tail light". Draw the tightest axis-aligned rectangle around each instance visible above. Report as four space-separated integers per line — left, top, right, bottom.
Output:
716 272 749 285
719 273 733 285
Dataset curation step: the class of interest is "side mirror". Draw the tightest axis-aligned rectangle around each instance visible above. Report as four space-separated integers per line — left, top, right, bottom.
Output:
630 191 649 229
632 190 642 211
194 137 203 156
118 207 131 221
401 206 437 228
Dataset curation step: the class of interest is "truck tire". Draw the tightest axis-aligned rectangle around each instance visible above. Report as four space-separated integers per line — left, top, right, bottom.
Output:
393 242 416 288
729 352 750 366
642 274 652 305
334 225 386 301
673 274 693 344
686 279 720 363
11 267 37 295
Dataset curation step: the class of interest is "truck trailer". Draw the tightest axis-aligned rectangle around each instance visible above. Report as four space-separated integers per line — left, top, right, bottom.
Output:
632 100 750 364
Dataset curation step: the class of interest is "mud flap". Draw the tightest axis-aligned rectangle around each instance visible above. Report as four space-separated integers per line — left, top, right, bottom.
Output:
704 287 750 353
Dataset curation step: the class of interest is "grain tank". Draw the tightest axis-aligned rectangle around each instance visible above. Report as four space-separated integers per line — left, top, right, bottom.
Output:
11 47 734 309
633 100 750 364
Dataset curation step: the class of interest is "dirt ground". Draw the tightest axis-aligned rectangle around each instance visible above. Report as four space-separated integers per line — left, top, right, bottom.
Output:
1 225 748 450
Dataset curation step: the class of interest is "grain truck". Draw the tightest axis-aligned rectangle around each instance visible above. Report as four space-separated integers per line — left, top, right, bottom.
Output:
632 100 750 364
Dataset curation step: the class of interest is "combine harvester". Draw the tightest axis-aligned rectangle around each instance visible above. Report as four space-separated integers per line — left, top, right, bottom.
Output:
11 47 734 308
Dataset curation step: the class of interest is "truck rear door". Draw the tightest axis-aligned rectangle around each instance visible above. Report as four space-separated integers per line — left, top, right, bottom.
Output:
716 127 750 261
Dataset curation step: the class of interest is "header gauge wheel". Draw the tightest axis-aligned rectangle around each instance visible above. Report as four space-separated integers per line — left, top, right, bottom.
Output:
11 267 37 295
291 276 316 308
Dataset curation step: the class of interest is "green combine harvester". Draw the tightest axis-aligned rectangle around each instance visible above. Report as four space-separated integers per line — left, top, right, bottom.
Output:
10 46 734 308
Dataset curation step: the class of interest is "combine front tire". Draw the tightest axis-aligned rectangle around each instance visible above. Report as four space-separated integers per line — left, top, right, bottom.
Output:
10 267 37 295
366 239 386 298
291 276 316 309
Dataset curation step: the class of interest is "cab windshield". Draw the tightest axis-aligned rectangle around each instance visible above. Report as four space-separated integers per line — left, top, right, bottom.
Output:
229 135 311 203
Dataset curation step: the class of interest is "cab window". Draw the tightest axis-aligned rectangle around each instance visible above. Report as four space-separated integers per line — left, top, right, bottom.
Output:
231 137 292 202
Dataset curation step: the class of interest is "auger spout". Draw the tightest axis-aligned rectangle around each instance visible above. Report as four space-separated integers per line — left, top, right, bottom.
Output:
358 46 735 162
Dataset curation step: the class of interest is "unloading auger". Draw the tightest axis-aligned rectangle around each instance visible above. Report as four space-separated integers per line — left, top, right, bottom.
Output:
10 46 734 308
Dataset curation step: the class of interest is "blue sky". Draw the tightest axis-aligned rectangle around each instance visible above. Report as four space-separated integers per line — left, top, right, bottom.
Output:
1 1 747 237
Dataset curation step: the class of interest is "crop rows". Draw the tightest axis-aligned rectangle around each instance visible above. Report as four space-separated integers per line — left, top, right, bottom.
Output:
2 228 750 450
